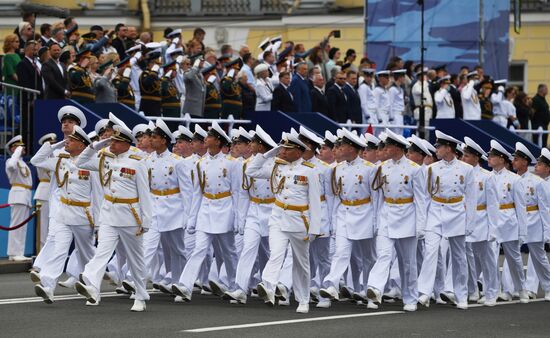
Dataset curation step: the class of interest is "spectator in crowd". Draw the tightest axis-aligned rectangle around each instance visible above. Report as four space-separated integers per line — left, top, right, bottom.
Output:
289 62 311 112
87 56 100 82
343 48 357 71
3 34 22 98
327 70 348 122
307 46 328 81
254 64 273 111
193 28 206 51
310 73 329 116
16 39 42 95
40 24 52 46
16 22 33 56
325 47 340 77
112 23 128 59
94 62 117 103
344 70 362 123
531 83 550 145
41 42 68 99
127 26 139 41
239 71 256 116
513 91 532 130
241 53 256 91
271 71 295 112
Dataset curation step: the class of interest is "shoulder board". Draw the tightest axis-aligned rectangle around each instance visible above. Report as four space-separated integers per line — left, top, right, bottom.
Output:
129 154 142 161
380 160 388 166
101 151 115 158
319 160 330 167
58 153 70 159
130 146 139 152
226 155 237 161
197 157 205 164
171 153 181 160
363 160 374 167
408 160 419 167
243 157 252 164
275 158 289 165
480 168 491 175
302 161 315 168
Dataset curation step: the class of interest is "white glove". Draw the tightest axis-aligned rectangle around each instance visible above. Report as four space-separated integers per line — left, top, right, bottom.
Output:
176 55 184 64
92 137 111 151
416 229 425 240
263 145 281 158
187 225 196 235
51 140 66 150
164 70 173 78
193 58 201 68
134 51 142 60
227 69 235 78
519 235 526 246
544 233 550 244
498 86 504 92
151 64 160 73
122 67 131 78
172 37 180 45
465 229 473 237
238 224 245 236
488 233 497 242
207 75 217 84
159 40 168 47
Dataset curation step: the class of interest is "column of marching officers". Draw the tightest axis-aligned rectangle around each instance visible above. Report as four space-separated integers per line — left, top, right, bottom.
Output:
6 104 550 313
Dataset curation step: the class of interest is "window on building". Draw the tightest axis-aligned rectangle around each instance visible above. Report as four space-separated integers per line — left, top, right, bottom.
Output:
509 62 526 92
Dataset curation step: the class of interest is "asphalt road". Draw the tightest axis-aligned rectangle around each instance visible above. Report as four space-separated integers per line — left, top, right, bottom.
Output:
0 273 549 338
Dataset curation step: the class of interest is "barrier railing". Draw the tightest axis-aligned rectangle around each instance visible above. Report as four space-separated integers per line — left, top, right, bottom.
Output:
144 113 252 131
0 82 41 155
512 127 550 148
339 120 436 133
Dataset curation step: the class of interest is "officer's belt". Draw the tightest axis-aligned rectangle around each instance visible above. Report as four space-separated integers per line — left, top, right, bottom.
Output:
476 204 487 211
499 203 515 210
224 99 243 106
526 205 539 212
161 102 181 107
320 195 326 202
151 187 180 196
104 195 139 204
384 197 413 204
250 196 275 204
141 95 161 102
341 197 371 206
205 104 222 108
39 179 50 183
275 200 309 212
120 99 135 105
71 92 95 100
12 183 32 189
432 196 463 204
60 197 91 207
203 191 232 200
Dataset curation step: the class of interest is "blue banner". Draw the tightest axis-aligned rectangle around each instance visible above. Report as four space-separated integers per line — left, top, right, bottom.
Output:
366 0 509 79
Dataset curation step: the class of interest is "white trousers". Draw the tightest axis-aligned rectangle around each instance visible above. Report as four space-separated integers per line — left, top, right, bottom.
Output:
262 226 310 304
7 204 30 256
39 223 95 292
234 228 269 292
160 228 186 284
465 242 479 295
322 235 376 295
33 218 59 271
37 200 49 249
82 225 149 301
499 240 526 293
471 241 499 300
434 239 449 296
178 231 238 293
309 237 331 290
142 227 163 283
524 243 550 293
418 233 468 303
368 235 417 305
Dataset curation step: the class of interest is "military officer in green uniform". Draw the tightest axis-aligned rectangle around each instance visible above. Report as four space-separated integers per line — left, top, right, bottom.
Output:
220 58 243 119
202 63 221 119
139 50 162 116
113 56 136 108
160 61 181 118
68 49 96 104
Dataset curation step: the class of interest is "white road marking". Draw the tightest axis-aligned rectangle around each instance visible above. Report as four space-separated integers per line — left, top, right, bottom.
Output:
467 298 545 308
0 290 160 305
181 311 405 333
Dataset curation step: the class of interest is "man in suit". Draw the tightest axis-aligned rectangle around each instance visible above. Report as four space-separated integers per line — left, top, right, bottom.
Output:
310 73 329 117
289 62 312 112
112 24 129 60
41 42 68 100
271 71 295 112
182 57 206 117
326 70 349 122
343 70 362 123
532 84 550 146
16 40 43 150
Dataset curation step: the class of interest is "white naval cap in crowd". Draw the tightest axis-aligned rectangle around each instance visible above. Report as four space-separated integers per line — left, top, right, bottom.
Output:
58 105 87 128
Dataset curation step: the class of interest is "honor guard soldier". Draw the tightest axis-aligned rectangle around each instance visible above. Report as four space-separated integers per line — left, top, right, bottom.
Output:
5 136 33 261
434 75 456 119
160 61 181 118
68 49 96 104
173 126 195 158
247 131 322 314
172 122 242 301
148 119 193 295
417 130 476 310
461 71 481 120
113 57 136 108
530 148 550 301
388 69 406 132
508 143 550 301
461 137 498 306
202 63 222 119
225 125 278 304
297 126 335 308
35 133 57 249
127 44 145 110
32 126 100 304
139 49 162 116
319 129 378 308
75 124 153 312
365 129 426 312
485 140 529 303
221 58 243 119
